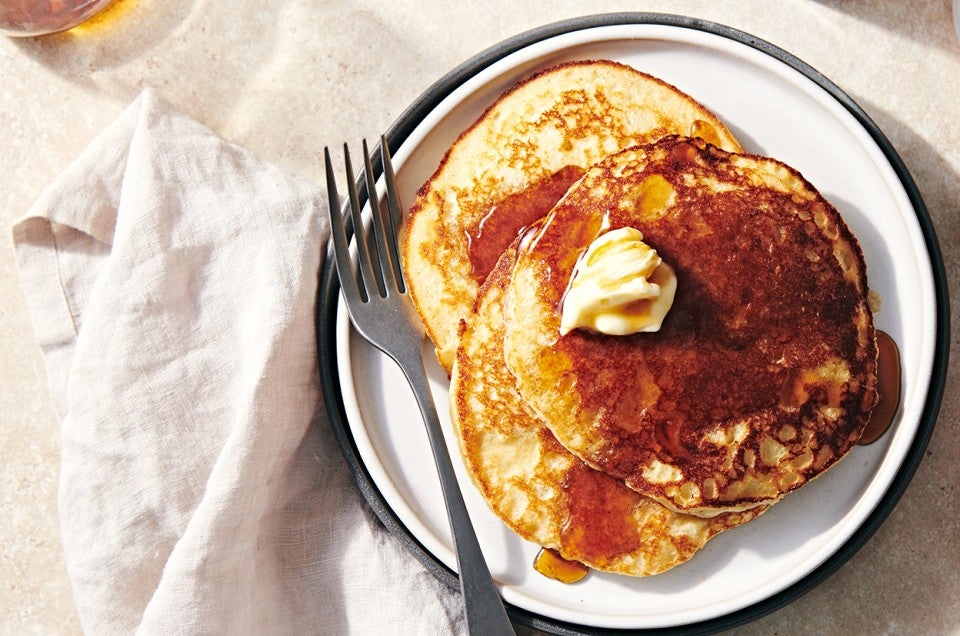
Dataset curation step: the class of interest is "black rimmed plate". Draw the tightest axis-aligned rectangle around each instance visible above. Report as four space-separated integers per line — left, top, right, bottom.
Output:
317 13 949 634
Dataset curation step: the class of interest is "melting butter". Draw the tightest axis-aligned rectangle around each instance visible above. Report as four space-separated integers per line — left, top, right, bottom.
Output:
560 227 676 336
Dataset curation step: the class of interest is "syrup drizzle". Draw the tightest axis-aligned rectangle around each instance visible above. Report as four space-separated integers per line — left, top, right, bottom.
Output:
466 166 585 283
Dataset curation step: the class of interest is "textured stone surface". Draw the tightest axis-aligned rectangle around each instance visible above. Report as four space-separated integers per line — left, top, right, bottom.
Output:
1 0 957 633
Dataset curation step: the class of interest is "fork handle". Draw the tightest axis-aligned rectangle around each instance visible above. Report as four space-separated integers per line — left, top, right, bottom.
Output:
400 359 516 636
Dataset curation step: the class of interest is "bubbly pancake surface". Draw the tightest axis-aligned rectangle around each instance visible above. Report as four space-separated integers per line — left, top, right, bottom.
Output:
503 136 878 516
402 59 742 372
450 245 763 576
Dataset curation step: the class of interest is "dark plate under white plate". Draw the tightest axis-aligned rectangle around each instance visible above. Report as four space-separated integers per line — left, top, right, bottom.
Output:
317 13 949 634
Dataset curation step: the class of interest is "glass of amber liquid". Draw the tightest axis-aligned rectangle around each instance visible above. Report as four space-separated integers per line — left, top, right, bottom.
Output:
0 0 115 36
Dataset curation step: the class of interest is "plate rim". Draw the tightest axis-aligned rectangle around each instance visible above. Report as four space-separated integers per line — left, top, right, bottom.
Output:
316 12 950 634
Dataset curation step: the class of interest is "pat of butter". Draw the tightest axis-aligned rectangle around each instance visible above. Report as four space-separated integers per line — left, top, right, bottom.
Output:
560 227 676 336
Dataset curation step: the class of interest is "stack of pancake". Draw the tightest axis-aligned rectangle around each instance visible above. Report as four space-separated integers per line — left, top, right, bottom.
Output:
401 61 878 578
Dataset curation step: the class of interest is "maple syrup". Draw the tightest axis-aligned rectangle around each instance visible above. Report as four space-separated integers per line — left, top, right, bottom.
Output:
533 547 589 584
466 165 584 283
858 330 901 445
559 462 643 566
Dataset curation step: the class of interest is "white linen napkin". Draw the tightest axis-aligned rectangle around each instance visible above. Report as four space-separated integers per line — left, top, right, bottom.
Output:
12 88 464 635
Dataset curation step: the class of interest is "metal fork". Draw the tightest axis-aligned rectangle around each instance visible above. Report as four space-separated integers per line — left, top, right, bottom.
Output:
324 137 514 636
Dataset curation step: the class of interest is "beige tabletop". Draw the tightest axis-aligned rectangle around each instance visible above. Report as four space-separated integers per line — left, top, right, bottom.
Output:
2 0 957 633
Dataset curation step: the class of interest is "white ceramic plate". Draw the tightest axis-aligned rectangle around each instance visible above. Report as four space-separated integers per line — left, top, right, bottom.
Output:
321 16 946 632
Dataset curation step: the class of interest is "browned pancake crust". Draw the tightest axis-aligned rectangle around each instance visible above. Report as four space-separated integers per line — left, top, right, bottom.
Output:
504 136 878 515
450 245 764 576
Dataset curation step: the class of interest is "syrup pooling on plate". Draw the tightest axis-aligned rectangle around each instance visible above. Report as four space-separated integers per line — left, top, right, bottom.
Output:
534 548 589 584
858 330 901 445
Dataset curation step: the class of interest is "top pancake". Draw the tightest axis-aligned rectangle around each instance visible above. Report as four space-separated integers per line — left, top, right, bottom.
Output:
503 136 878 516
402 60 742 372
450 243 763 576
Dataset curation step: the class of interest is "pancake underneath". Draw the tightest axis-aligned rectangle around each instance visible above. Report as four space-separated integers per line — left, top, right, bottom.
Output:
503 136 878 517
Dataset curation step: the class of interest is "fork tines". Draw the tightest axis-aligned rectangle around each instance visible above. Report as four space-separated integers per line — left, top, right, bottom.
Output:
324 136 405 304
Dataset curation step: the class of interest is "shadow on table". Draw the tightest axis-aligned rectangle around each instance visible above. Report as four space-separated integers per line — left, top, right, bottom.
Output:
814 0 959 52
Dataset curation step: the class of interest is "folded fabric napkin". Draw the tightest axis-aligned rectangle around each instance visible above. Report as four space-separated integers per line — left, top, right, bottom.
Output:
12 89 463 634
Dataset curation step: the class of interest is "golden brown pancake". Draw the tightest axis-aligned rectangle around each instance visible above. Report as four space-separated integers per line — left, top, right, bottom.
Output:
450 244 764 576
503 136 878 516
402 60 742 372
